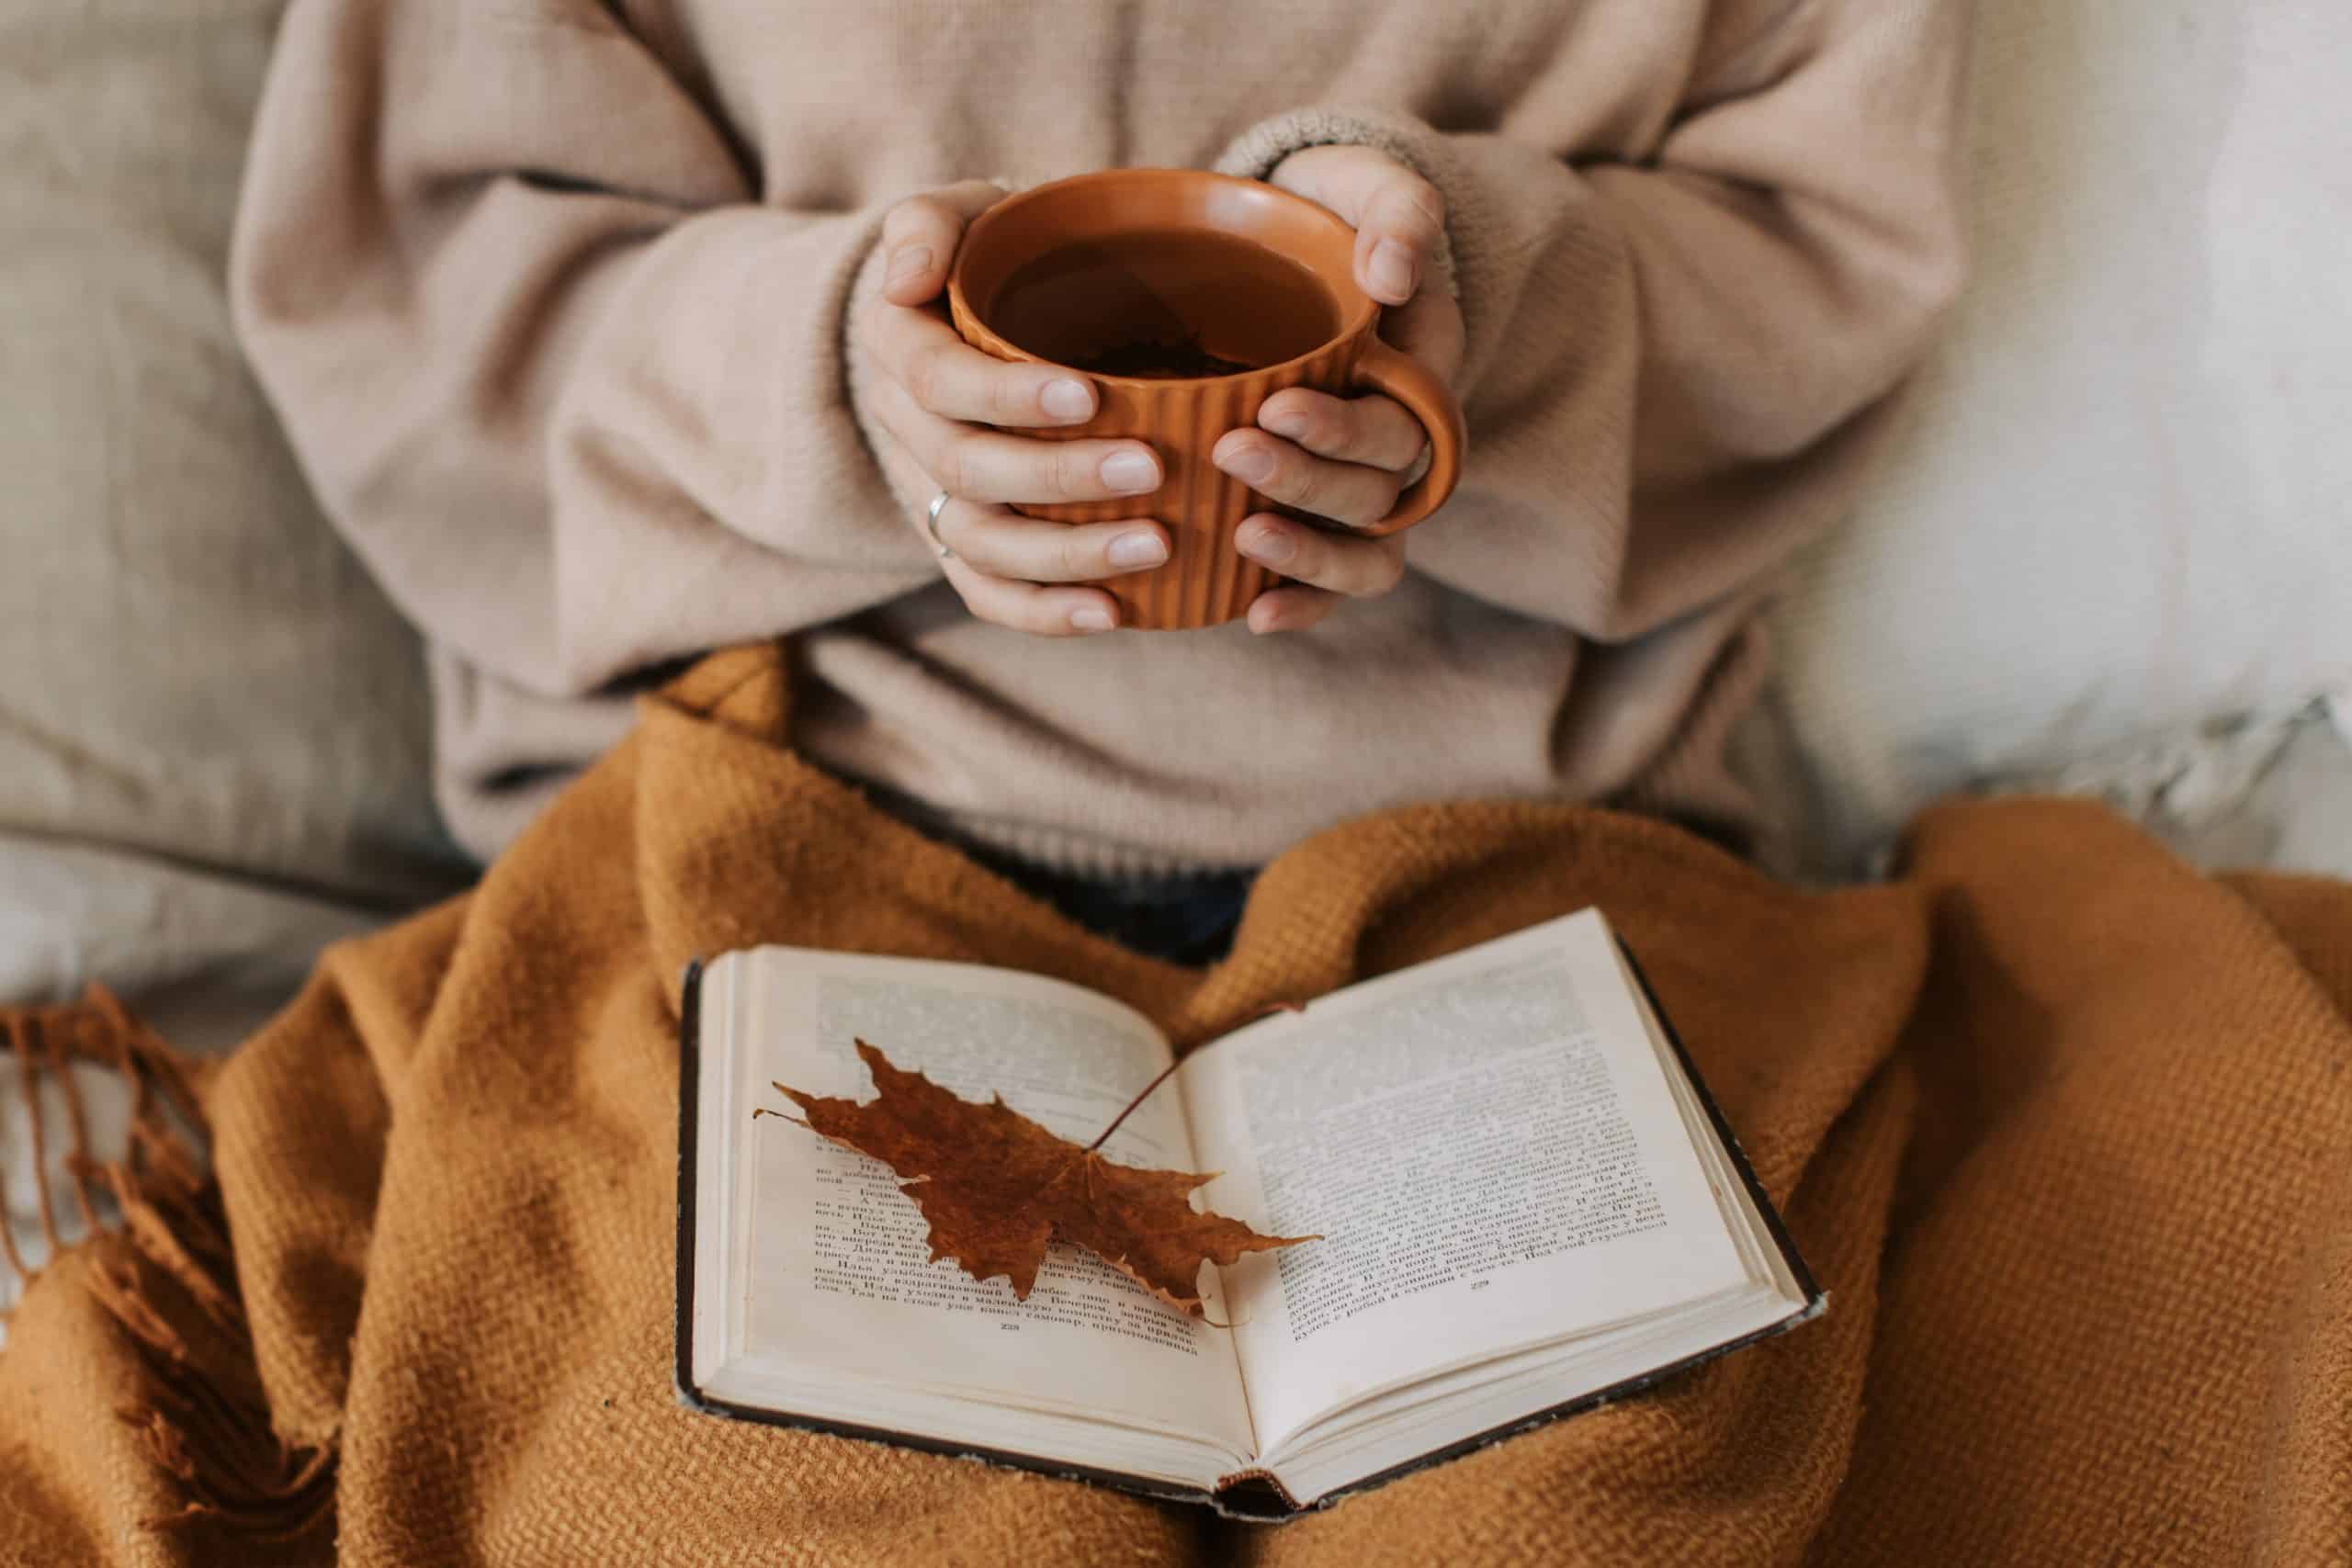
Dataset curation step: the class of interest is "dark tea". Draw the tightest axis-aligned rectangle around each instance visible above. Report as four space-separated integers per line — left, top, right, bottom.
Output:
1070 335 1255 379
981 229 1341 380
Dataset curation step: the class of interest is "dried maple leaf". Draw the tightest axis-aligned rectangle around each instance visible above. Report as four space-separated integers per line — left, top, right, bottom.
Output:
764 1041 1315 1317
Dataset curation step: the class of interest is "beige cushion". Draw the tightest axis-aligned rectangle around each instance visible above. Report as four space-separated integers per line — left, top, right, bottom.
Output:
0 0 458 904
1768 0 2352 870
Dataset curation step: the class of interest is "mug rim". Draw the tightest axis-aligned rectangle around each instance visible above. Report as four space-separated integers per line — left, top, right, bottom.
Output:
945 167 1379 389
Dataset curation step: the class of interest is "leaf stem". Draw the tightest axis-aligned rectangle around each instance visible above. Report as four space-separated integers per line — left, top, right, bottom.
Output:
1085 1058 1182 1155
1085 1001 1306 1156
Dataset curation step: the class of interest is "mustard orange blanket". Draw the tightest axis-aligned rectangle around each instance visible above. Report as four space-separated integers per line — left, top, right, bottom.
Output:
3 645 2346 1566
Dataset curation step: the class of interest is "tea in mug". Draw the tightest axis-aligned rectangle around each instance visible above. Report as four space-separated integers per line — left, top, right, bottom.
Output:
983 229 1341 379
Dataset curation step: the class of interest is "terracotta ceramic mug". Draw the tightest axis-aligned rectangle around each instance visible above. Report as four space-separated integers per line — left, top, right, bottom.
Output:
946 168 1467 631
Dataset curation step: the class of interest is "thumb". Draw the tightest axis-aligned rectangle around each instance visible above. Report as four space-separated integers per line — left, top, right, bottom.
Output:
878 178 1016 306
1267 145 1445 307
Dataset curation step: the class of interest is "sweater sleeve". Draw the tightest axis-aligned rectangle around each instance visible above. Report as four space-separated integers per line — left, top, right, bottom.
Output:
229 0 942 705
1214 0 1971 640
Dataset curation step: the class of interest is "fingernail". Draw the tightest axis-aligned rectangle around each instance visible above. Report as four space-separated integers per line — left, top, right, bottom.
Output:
1100 449 1159 493
1107 530 1168 569
1070 605 1117 633
1040 378 1094 422
1238 523 1295 565
1368 239 1415 300
1260 408 1310 440
886 245 933 285
1220 445 1277 485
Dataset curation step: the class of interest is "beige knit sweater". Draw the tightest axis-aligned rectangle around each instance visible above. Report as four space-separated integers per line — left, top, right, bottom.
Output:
232 0 1967 875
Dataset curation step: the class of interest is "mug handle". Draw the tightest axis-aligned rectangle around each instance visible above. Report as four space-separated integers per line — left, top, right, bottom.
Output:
1349 335 1468 536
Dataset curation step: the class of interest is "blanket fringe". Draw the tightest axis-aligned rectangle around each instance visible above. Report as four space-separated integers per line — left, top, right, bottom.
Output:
1 986 336 1542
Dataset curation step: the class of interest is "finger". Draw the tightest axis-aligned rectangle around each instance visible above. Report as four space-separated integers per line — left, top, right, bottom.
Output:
1212 430 1403 529
932 496 1170 582
869 378 1160 503
944 560 1125 637
1267 146 1444 306
1254 387 1427 472
1247 584 1344 636
860 300 1099 426
1353 168 1446 306
1380 288 1467 386
1233 512 1406 599
878 179 1012 305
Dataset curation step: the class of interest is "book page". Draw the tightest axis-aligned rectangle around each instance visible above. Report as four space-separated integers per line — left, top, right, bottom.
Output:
1178 912 1752 1453
718 950 1252 1456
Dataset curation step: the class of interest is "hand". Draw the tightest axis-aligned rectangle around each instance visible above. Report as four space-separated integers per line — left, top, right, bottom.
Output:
1220 146 1467 635
852 181 1172 636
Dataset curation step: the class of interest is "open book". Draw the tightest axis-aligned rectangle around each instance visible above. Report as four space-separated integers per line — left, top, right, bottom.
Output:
676 909 1819 1517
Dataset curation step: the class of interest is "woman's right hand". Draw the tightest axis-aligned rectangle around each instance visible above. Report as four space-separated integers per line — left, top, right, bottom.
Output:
852 181 1171 636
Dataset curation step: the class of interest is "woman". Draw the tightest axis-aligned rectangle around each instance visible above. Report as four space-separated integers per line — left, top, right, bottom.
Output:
232 0 1967 962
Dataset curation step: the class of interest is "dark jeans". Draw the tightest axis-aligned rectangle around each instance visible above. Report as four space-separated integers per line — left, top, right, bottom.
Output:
957 841 1257 967
845 773 1259 965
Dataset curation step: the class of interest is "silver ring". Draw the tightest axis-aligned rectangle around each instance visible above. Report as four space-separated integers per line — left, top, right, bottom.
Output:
924 490 956 560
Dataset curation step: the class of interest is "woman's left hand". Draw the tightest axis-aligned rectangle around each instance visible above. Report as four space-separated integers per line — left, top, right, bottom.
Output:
1222 145 1466 634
